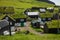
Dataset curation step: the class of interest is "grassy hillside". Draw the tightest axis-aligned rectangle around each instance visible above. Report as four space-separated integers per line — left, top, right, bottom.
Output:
0 0 54 14
0 0 54 8
0 0 55 18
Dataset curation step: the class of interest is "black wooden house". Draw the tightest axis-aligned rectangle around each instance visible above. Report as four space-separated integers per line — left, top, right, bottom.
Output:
2 15 15 26
0 15 16 35
0 20 9 35
15 18 26 27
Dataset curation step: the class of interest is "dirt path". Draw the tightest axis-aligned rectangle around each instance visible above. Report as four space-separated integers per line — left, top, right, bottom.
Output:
26 22 43 35
19 21 42 35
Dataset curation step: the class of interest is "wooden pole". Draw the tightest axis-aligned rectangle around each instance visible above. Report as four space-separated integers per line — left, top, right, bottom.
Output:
9 22 11 36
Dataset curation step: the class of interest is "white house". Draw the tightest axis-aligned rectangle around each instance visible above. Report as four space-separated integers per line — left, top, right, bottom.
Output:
27 12 39 16
39 8 46 13
26 12 39 18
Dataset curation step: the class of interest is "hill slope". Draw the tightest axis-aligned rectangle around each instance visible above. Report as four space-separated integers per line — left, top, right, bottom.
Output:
0 0 55 18
0 0 54 8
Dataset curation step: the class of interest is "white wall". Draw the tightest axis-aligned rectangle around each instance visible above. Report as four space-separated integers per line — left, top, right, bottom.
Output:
27 12 39 15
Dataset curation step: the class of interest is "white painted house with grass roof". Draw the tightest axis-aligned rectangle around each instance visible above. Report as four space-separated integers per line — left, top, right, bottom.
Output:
27 12 39 16
26 12 39 18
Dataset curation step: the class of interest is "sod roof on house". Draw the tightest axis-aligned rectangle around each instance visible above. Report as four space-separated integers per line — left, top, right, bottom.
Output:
0 14 6 20
0 14 27 20
10 14 27 18
46 20 60 28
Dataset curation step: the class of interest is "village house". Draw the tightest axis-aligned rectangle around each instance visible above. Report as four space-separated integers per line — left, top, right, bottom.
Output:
0 15 16 35
31 17 44 28
2 15 15 26
46 7 54 12
0 20 15 35
15 18 27 27
26 12 39 18
31 7 46 13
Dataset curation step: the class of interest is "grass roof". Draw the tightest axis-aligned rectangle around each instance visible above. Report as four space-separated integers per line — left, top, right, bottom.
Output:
46 20 60 28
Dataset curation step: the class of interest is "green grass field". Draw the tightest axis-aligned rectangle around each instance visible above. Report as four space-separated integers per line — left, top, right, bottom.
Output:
0 33 60 40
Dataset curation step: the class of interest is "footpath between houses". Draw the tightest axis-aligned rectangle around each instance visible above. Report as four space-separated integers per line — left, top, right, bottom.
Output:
18 21 43 35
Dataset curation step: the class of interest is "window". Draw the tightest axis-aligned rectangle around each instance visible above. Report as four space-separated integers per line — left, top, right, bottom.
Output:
5 17 8 20
15 23 21 26
10 22 12 25
20 19 24 21
0 27 1 29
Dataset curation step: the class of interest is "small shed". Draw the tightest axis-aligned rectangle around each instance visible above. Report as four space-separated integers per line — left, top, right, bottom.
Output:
15 18 26 27
26 12 39 18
